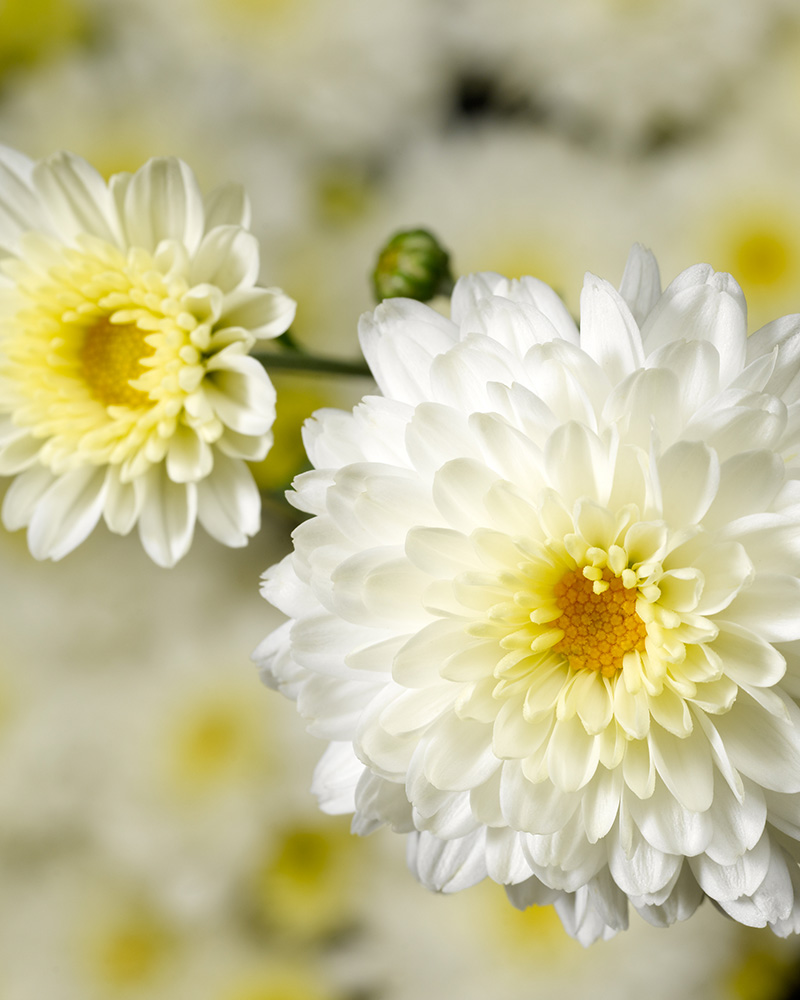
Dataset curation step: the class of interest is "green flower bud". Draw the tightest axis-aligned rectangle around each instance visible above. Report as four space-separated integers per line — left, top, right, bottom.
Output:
372 228 454 303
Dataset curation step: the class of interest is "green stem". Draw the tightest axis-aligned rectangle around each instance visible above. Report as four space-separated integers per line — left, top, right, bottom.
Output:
252 349 373 379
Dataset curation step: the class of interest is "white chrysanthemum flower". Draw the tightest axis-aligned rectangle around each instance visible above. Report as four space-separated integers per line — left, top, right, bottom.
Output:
0 148 296 566
256 244 800 944
448 0 786 153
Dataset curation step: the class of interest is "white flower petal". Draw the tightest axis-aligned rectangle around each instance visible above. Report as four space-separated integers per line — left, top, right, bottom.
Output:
609 822 681 897
723 574 800 644
405 402 482 478
581 766 623 843
714 692 800 792
690 830 771 902
461 296 564 355
358 298 458 404
422 714 498 792
311 741 364 815
704 775 766 867
625 782 713 857
469 411 547 494
714 841 794 927
354 770 415 834
33 151 121 246
719 513 800 577
190 225 260 293
618 243 661 327
166 425 214 484
544 421 609 508
645 339 720 422
203 358 277 436
0 427 42 475
26 465 108 561
553 885 623 945
499 762 581 834
579 273 645 386
305 673 384 742
686 393 787 462
485 827 532 884
746 314 800 399
121 157 205 254
702 450 785 533
220 286 296 339
1 465 56 530
196 453 261 547
137 468 197 568
632 863 704 927
602 367 681 449
648 723 714 813
641 264 747 386
431 458 499 532
711 623 786 689
429 335 519 410
546 713 602 792
657 440 719 526
0 146 46 253
523 342 603 428
406 829 488 893
452 272 579 345
103 466 141 536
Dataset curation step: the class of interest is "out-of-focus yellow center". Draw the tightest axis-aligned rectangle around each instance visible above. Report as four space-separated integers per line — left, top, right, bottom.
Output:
185 712 239 766
93 919 169 988
80 318 153 408
208 0 307 28
553 569 646 676
271 829 333 885
732 228 790 288
173 706 244 786
221 971 331 1000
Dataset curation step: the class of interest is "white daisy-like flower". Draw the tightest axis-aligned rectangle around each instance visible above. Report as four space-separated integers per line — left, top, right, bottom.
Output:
448 0 785 153
255 244 800 944
0 148 296 566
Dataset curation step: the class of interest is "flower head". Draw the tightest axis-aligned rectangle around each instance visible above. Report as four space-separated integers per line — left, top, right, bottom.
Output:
255 245 800 943
0 148 295 565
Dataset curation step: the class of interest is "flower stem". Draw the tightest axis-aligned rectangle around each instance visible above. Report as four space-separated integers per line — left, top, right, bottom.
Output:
253 348 373 379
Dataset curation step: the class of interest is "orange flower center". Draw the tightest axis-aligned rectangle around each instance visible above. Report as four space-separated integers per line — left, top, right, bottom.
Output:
553 568 647 677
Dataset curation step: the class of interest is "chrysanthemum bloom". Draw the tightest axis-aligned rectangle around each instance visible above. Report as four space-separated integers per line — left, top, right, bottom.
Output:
255 245 800 944
0 148 295 565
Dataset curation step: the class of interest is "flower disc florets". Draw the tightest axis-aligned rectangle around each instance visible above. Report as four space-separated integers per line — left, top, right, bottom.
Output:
0 148 296 565
256 245 800 944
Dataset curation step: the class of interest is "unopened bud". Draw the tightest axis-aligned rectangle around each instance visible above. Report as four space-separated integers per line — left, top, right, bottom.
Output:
372 228 454 303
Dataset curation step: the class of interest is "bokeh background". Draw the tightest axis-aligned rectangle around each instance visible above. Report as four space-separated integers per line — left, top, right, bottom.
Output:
3 0 800 997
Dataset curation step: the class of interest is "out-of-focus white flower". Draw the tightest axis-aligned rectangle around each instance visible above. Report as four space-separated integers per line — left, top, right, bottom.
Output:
247 815 370 940
0 148 296 565
448 0 786 153
0 850 348 1000
117 0 449 162
350 846 749 1000
375 130 652 317
645 125 800 334
256 244 800 943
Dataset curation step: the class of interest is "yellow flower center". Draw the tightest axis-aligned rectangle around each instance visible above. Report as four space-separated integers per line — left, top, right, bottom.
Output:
0 235 219 476
99 927 164 987
87 912 171 989
553 568 646 677
80 318 154 408
732 228 790 288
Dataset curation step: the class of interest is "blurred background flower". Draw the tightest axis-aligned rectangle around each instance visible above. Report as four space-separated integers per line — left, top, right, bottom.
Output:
4 0 800 995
